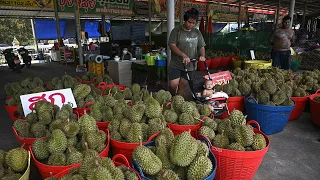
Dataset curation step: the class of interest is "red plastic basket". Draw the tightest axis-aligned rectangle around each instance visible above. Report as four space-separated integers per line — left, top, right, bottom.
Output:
220 56 231 68
12 126 45 150
72 102 93 117
4 104 18 121
166 117 204 138
96 82 127 91
76 77 97 84
218 96 245 119
197 60 212 71
97 121 110 131
209 57 222 69
289 96 309 121
201 120 270 180
29 129 110 178
309 89 320 127
6 96 12 99
10 111 25 122
54 154 142 179
110 133 159 162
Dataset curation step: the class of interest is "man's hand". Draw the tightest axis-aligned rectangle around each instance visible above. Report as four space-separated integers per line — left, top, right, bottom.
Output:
182 54 190 64
199 56 206 62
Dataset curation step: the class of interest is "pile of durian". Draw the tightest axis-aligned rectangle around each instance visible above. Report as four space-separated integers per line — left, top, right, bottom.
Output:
107 87 173 143
216 67 314 106
163 95 212 125
30 110 107 166
132 129 213 180
0 147 29 180
5 77 46 108
45 156 139 180
13 101 77 138
77 72 113 86
45 75 81 91
199 110 267 151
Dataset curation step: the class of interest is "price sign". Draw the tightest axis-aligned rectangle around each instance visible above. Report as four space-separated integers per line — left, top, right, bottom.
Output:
20 88 77 116
203 71 232 86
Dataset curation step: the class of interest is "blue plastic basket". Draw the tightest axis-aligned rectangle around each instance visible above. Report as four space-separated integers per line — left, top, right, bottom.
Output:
132 138 217 180
155 59 166 67
245 97 295 135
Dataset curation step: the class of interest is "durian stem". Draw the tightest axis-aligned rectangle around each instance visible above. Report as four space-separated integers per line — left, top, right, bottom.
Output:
21 143 26 148
138 136 142 146
162 171 168 178
84 142 89 151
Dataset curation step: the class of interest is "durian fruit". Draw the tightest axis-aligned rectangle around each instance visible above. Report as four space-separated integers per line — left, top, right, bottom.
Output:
163 107 178 124
145 95 161 119
170 131 198 167
131 83 141 95
47 129 68 154
178 113 196 125
234 125 254 147
73 84 91 99
229 110 246 128
187 156 213 180
212 131 229 148
5 147 28 172
156 169 180 180
32 139 50 160
172 95 184 114
132 137 162 175
202 117 218 131
262 79 277 95
227 142 245 151
252 134 267 150
123 88 133 99
200 104 211 116
271 90 287 105
199 126 215 141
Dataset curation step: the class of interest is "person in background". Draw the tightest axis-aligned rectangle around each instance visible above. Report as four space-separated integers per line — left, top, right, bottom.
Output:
168 8 206 96
268 15 295 69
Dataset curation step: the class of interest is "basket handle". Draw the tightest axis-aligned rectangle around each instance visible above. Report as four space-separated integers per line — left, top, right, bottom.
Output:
198 134 213 147
75 77 82 82
147 132 160 142
165 102 171 107
83 102 94 108
92 77 97 82
315 89 320 94
247 120 261 131
97 82 107 90
246 96 258 104
132 160 145 178
112 154 130 167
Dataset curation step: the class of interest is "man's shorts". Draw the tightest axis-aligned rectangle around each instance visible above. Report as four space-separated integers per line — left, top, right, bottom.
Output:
168 67 194 81
271 49 291 70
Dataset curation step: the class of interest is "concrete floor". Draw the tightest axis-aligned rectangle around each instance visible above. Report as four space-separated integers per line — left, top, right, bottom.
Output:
0 63 319 180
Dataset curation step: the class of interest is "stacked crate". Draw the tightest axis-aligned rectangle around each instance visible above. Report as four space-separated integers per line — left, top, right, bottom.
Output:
88 62 105 77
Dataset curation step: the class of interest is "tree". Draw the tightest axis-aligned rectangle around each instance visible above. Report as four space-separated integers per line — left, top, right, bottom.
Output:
0 18 33 45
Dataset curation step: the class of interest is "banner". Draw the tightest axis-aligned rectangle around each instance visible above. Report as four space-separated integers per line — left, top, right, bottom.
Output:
153 0 207 19
0 0 53 8
208 3 247 22
58 0 134 15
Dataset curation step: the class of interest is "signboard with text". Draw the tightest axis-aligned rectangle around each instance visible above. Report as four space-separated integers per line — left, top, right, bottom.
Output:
20 88 77 116
0 0 53 8
58 0 134 16
208 3 247 22
203 71 232 86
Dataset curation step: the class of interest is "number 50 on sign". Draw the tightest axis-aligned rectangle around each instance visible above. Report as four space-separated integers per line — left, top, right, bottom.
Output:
20 88 77 116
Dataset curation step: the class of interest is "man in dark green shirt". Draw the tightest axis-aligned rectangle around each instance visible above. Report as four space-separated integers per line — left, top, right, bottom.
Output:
168 8 206 96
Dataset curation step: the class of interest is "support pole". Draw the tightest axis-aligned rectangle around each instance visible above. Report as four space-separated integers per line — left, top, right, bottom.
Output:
289 0 295 28
238 0 242 30
180 0 183 25
302 1 307 29
275 0 281 28
101 14 106 36
53 0 61 42
30 19 39 53
74 0 83 65
167 0 175 87
148 0 152 42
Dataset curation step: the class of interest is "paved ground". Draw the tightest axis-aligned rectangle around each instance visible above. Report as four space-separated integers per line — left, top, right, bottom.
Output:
0 62 319 180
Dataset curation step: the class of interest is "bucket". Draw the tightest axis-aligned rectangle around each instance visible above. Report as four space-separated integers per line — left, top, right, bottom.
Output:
198 60 212 71
245 97 295 135
4 104 18 121
166 118 203 138
220 56 231 68
54 154 142 179
96 121 110 131
289 96 309 121
29 129 110 178
132 139 217 180
309 89 320 127
72 102 93 117
201 120 269 180
155 59 166 67
19 151 31 180
11 111 25 122
110 133 159 162
12 127 45 150
218 96 245 119
244 60 272 70
76 77 97 85
146 56 156 66
210 57 222 69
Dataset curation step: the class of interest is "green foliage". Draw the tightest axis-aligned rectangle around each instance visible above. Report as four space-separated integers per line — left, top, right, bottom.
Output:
0 18 33 45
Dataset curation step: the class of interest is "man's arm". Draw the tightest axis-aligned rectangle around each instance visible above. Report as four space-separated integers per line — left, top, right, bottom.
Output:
168 28 188 59
198 32 206 61
268 30 275 45
169 44 187 59
291 30 296 45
